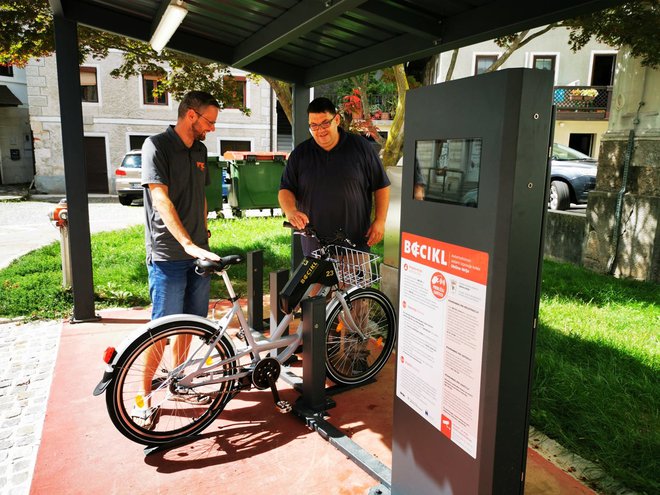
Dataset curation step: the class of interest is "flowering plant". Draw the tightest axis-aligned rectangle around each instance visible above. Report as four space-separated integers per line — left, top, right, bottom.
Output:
342 89 363 116
569 88 598 98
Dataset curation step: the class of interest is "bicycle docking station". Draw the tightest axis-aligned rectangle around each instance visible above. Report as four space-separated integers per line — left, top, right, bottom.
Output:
246 250 392 488
386 69 553 494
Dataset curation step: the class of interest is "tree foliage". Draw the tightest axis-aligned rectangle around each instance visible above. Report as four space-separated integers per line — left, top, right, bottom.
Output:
564 0 659 68
0 0 249 112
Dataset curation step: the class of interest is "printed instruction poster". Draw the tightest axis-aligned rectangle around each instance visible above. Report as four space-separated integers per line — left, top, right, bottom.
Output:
396 231 489 458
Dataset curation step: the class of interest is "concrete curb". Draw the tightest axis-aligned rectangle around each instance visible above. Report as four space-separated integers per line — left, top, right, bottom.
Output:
528 427 638 495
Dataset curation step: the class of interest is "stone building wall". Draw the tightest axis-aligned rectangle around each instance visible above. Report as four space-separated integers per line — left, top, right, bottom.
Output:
26 51 276 194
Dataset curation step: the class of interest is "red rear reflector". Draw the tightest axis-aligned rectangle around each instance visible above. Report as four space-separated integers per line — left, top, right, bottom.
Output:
115 169 126 176
103 347 116 364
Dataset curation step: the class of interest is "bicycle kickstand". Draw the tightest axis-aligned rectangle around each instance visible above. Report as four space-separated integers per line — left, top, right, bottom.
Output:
267 373 292 413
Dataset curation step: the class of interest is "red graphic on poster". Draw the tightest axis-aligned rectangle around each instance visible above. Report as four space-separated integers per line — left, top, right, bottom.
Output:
430 272 447 299
441 415 452 438
401 232 489 285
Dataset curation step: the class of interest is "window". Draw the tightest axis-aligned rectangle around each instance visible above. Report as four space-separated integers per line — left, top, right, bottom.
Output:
533 55 556 72
0 65 14 77
80 67 98 102
591 54 616 86
142 73 168 105
129 135 149 151
223 76 246 108
474 55 498 75
220 140 251 155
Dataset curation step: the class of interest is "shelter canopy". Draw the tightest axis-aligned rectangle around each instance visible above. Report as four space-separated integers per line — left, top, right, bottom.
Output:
50 0 621 86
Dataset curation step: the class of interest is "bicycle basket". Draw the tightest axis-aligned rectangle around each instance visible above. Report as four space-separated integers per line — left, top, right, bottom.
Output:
311 245 381 289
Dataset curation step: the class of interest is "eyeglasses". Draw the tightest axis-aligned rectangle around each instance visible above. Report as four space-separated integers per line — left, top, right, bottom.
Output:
193 109 216 127
308 115 336 132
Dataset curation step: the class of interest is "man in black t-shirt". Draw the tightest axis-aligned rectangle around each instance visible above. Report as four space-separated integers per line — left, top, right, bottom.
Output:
136 91 221 429
279 97 390 253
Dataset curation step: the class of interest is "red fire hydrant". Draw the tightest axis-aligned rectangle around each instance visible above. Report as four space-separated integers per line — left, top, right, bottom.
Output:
48 199 72 288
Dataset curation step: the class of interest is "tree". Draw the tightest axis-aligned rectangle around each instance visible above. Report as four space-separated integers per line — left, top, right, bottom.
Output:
0 0 250 112
564 0 659 68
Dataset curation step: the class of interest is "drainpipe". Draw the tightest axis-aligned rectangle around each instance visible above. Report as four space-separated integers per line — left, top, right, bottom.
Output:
269 87 274 151
607 100 644 274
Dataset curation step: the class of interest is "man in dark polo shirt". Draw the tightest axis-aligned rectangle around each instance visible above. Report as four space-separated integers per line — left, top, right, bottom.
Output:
279 97 390 254
135 91 221 428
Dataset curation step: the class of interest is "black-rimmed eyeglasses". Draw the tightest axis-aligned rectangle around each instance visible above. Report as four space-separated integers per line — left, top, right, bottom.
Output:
308 115 336 132
193 109 216 127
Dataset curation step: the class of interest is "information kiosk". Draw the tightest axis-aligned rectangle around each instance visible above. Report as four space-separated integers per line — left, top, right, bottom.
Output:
391 68 554 494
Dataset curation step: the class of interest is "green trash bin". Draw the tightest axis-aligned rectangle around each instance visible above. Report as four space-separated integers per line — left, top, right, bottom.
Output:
205 155 227 216
224 152 288 218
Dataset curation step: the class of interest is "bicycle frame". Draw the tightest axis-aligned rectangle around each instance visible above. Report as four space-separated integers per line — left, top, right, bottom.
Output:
161 265 364 392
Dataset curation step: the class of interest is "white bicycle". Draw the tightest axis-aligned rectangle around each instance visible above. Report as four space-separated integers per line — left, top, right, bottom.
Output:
94 223 397 445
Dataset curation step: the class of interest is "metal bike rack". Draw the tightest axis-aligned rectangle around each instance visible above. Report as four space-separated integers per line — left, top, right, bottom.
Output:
286 295 392 490
247 250 264 333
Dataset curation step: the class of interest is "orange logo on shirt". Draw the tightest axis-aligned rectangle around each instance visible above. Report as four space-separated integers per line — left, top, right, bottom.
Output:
196 161 205 171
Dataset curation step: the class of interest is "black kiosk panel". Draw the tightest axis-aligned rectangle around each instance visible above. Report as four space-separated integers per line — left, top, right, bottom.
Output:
392 68 554 494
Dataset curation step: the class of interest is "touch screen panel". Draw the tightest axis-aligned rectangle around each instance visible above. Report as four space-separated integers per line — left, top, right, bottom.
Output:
414 138 481 207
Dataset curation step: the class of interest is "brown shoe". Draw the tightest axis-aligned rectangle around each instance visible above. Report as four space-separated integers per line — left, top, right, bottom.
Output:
131 405 160 430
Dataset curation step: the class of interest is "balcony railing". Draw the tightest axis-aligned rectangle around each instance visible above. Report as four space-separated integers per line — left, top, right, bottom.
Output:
554 85 612 120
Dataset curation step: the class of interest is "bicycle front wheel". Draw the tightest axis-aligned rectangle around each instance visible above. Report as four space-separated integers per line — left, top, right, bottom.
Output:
325 288 397 385
106 319 237 445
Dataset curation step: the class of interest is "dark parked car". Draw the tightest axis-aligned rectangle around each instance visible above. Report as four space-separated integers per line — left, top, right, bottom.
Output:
458 143 596 210
549 143 597 210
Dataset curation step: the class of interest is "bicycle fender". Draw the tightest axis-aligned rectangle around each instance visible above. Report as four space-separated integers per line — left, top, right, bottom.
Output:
324 285 363 319
92 314 228 396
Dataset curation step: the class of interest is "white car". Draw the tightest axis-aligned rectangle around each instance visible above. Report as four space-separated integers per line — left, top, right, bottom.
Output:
115 150 142 206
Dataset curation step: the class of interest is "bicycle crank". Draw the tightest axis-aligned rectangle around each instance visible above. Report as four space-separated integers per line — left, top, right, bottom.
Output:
251 357 291 413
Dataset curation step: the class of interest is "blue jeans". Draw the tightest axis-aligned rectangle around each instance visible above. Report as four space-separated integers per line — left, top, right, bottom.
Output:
147 259 210 319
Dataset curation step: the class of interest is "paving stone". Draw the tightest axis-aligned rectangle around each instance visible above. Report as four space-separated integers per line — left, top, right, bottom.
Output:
11 471 29 485
0 320 61 495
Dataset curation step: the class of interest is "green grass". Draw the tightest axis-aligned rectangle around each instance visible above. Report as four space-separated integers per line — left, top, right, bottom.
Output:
0 217 293 319
532 260 659 494
0 219 657 493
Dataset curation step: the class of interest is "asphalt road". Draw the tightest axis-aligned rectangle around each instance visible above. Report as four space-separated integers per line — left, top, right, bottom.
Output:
0 201 145 269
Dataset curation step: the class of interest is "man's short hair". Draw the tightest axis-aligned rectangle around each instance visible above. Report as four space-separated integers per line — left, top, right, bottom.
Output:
307 97 336 115
178 91 220 118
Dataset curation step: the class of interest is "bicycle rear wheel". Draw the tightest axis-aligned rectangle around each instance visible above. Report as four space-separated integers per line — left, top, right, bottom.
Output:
325 288 397 385
106 320 237 445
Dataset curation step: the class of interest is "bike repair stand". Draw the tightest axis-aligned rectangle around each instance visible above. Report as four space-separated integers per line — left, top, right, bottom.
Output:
287 296 392 491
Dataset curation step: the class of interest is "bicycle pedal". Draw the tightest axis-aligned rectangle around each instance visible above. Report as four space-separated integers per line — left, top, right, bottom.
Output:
276 400 292 413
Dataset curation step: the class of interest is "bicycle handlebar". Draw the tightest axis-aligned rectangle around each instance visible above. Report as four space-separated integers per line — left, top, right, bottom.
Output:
282 221 356 248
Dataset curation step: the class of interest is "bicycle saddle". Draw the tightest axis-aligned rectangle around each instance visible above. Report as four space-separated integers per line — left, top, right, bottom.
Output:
195 255 243 275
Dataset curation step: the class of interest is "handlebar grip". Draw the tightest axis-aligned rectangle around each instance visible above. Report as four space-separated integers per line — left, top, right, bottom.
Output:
282 221 295 229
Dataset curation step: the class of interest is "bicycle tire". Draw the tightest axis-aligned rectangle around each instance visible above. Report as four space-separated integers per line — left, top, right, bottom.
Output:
325 288 397 385
105 319 237 445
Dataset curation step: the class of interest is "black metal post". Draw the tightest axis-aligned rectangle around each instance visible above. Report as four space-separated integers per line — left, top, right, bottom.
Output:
269 269 289 337
247 250 263 332
52 15 98 322
300 295 329 413
289 85 309 271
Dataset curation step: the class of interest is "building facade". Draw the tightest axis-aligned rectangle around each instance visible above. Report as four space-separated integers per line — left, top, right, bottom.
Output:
432 27 618 158
27 50 278 194
0 64 34 185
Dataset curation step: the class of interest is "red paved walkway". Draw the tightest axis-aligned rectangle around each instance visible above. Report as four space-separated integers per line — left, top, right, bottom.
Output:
31 307 596 495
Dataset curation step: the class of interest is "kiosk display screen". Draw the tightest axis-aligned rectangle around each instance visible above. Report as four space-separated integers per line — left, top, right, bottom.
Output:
413 138 482 207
